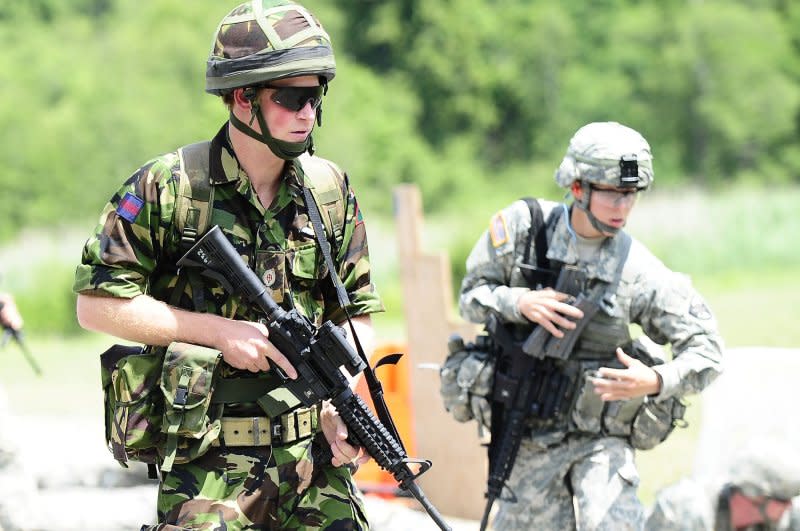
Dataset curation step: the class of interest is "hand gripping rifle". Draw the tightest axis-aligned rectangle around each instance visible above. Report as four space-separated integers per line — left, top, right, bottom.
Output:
177 226 452 531
479 266 598 530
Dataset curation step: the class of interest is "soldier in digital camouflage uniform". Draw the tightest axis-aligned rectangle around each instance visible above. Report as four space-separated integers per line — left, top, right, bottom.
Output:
459 122 724 530
73 1 383 529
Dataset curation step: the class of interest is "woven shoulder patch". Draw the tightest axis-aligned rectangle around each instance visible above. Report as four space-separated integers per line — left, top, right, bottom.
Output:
489 212 509 248
116 192 145 223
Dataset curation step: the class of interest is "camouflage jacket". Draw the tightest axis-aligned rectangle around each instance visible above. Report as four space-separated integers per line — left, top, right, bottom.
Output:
459 199 723 402
74 124 383 371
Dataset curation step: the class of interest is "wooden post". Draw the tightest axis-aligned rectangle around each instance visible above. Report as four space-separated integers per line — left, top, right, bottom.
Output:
393 184 485 520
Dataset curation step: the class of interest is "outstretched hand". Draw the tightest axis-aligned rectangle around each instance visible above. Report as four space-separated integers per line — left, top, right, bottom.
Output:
517 288 584 338
591 348 661 401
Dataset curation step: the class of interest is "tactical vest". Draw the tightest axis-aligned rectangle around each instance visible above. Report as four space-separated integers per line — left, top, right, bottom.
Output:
517 200 683 448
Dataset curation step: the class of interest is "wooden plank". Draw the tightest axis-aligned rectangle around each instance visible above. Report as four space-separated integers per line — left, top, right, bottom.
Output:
392 185 486 520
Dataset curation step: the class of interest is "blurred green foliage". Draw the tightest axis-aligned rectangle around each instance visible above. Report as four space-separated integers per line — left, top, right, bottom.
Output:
2 0 800 244
1 0 799 339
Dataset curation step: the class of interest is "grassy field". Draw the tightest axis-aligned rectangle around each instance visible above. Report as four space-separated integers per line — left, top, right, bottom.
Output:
1 184 798 508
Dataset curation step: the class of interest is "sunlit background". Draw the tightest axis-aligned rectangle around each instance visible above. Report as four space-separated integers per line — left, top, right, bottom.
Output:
1 0 799 523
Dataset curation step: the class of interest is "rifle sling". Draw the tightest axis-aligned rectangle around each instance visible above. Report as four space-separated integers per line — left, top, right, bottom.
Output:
302 186 405 450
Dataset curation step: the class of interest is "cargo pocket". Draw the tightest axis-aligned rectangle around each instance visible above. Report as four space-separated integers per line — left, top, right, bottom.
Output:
160 342 224 471
439 349 474 422
617 459 640 488
629 397 684 450
570 369 604 434
602 396 644 437
101 344 164 466
288 243 324 320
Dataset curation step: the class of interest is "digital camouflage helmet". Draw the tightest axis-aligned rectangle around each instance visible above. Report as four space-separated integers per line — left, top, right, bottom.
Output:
555 121 654 234
206 0 336 159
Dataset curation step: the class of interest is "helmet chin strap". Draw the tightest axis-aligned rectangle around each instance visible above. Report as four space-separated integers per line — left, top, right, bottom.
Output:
574 182 622 236
228 99 313 160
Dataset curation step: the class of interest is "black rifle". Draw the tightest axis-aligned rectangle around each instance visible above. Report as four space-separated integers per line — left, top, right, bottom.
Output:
0 303 42 376
480 266 595 530
522 265 599 359
177 225 451 531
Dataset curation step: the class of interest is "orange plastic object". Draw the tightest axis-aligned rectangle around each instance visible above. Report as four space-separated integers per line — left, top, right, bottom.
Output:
353 342 414 498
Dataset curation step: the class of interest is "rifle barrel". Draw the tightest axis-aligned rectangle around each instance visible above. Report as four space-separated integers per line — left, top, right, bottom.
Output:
2 328 42 376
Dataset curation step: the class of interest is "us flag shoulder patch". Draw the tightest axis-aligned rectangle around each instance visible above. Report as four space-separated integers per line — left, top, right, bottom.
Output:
116 192 145 223
489 212 509 248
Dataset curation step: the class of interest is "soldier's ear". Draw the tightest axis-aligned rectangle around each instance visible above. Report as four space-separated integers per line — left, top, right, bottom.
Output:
232 87 254 109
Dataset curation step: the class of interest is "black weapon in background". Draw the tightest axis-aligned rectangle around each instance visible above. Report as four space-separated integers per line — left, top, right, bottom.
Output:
480 266 595 530
0 302 42 376
177 225 452 531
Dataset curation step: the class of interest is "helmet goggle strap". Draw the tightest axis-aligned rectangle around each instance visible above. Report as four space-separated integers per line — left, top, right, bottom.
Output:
228 86 315 160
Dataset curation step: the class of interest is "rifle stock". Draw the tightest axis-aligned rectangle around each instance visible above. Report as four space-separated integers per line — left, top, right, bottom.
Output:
177 225 452 531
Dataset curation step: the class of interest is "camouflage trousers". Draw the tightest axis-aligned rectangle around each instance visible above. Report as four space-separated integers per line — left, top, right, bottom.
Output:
141 435 369 530
493 434 644 531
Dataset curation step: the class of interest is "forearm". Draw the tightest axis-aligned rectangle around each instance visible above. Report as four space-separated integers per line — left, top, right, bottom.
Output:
76 293 228 349
652 333 724 401
459 282 529 324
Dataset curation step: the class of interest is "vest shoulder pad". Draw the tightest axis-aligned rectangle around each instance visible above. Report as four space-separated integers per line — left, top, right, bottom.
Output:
298 153 347 245
175 141 213 249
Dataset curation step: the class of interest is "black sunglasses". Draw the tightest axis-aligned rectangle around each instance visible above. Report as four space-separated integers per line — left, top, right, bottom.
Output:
262 85 324 112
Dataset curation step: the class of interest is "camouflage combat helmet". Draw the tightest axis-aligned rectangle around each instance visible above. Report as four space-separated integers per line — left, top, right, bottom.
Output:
206 0 336 159
554 121 654 234
555 121 654 190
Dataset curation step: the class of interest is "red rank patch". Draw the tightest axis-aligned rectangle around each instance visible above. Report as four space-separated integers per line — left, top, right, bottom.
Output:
116 192 145 223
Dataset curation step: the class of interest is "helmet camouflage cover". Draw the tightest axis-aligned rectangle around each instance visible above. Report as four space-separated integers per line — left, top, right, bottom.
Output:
206 0 336 95
555 121 654 190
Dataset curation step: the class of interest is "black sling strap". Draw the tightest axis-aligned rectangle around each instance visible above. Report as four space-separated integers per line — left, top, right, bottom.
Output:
301 186 406 451
520 197 561 288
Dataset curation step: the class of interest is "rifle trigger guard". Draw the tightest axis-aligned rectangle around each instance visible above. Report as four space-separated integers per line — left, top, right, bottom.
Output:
402 457 432 480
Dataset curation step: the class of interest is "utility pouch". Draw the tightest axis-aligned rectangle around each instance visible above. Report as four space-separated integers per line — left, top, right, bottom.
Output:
629 396 686 450
159 342 224 472
100 344 164 466
440 334 495 429
570 368 605 434
603 394 645 437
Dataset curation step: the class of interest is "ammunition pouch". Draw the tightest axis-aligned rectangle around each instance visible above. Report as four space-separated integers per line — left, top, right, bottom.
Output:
100 340 314 474
439 334 495 430
568 342 687 450
159 342 224 472
100 344 164 467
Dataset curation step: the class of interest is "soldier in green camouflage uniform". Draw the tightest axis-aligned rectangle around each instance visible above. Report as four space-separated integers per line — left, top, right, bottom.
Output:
73 1 383 529
459 122 724 530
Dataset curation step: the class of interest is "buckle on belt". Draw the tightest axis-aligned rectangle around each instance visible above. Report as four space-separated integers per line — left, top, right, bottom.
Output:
271 418 283 444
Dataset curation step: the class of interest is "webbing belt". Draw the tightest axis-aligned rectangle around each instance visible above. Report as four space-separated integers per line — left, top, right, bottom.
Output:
212 406 318 447
210 376 282 404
